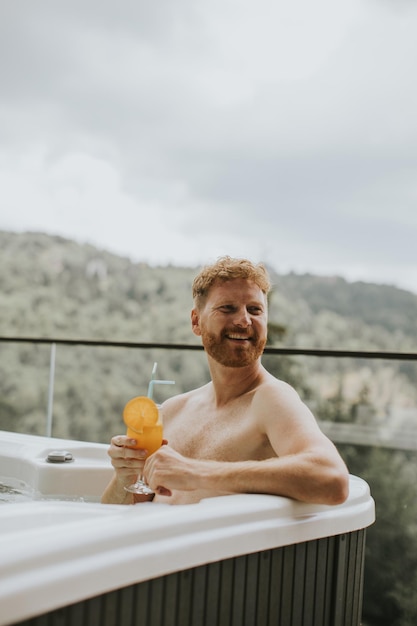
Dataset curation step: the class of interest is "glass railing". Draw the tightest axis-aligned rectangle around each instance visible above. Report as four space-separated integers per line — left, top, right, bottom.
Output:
1 336 416 626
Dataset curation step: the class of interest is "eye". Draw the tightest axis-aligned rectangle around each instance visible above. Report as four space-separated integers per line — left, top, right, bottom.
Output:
248 306 263 315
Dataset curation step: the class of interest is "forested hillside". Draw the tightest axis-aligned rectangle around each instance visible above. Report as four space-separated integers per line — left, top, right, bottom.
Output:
2 230 417 348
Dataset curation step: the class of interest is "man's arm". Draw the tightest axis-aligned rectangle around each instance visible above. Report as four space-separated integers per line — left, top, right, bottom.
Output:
252 381 349 504
143 443 348 505
144 384 349 505
101 473 136 504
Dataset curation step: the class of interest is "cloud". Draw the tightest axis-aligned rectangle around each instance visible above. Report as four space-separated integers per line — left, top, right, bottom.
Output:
1 0 417 292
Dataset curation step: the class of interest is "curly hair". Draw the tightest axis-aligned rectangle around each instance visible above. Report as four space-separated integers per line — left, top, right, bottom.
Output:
192 256 271 307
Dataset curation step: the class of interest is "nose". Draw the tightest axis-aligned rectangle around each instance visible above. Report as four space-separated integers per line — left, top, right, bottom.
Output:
233 307 252 328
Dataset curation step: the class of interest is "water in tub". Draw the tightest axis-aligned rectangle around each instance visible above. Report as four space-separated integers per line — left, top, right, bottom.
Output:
0 477 34 503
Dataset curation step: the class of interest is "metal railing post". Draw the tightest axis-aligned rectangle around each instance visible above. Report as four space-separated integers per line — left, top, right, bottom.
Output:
46 343 56 437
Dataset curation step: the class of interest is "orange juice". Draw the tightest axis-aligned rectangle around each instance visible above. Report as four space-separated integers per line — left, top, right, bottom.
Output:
126 423 163 455
123 396 162 457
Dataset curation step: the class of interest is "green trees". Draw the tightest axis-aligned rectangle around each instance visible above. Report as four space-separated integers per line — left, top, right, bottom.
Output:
341 446 417 626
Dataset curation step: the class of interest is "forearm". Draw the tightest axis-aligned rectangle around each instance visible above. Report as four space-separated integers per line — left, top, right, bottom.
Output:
101 474 136 504
101 472 157 505
193 454 349 505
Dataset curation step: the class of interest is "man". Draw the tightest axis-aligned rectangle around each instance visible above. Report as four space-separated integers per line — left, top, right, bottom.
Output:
102 256 349 505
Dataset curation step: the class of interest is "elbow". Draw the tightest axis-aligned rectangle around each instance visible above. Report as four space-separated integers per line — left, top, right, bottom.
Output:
325 469 350 506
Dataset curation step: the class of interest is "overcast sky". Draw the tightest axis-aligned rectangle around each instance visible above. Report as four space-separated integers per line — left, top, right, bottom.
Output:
1 0 417 294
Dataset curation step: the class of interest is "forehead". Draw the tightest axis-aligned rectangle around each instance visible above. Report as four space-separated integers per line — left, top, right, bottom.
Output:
207 278 267 304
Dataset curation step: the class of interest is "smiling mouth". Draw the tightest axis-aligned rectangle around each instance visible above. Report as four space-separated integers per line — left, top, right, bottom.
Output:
226 333 252 341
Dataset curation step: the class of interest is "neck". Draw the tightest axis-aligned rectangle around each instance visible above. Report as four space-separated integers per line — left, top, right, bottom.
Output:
207 357 266 406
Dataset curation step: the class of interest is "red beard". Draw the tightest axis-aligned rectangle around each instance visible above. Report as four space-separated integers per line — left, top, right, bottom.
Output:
201 327 266 367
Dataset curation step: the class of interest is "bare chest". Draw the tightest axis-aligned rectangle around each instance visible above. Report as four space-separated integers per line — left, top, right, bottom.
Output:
164 400 273 462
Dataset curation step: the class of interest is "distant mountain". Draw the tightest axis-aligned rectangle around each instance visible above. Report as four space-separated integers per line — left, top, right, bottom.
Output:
0 230 198 343
0 229 416 442
272 271 417 338
1 229 416 348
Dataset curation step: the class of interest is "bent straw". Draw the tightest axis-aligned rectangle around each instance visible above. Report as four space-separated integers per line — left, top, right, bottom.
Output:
147 362 175 400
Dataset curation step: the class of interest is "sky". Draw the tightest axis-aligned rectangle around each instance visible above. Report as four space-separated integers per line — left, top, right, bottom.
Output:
1 0 417 294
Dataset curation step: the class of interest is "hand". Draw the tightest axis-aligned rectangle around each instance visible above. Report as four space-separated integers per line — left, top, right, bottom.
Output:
143 445 197 496
107 435 147 488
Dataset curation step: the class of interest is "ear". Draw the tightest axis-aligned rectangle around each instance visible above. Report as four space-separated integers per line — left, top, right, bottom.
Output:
191 308 202 336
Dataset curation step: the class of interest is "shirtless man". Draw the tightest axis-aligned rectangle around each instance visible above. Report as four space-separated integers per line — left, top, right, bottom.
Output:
101 257 349 506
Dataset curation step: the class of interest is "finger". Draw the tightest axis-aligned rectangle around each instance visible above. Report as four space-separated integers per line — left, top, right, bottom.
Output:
111 435 137 447
156 486 172 497
112 457 145 471
108 446 147 465
109 436 147 457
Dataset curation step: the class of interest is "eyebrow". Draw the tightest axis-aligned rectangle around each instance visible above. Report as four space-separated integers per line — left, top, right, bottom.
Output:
215 300 266 309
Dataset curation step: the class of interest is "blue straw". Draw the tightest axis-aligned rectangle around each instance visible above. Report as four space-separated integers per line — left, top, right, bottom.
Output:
147 362 175 400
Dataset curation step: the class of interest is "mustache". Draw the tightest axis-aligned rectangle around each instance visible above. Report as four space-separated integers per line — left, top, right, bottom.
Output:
222 327 255 339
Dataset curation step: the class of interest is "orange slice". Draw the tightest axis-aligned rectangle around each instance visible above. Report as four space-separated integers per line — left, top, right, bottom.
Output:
123 396 159 433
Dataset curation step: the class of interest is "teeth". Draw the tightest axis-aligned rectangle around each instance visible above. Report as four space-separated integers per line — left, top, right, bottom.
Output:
228 334 249 340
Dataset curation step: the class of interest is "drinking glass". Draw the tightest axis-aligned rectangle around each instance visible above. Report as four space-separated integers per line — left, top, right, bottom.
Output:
124 400 163 495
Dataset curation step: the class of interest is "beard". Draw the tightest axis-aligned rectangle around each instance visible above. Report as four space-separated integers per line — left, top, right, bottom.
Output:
201 327 267 368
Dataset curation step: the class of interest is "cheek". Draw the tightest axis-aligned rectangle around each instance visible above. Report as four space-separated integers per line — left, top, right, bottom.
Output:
255 318 268 334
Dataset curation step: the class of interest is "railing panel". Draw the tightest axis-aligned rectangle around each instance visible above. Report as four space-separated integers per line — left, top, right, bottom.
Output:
0 336 416 626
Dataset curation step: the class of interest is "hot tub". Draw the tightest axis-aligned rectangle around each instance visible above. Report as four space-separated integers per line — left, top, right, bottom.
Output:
0 430 374 626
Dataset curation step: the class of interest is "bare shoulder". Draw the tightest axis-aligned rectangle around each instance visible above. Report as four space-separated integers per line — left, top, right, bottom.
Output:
253 373 328 454
254 373 309 415
160 384 210 422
